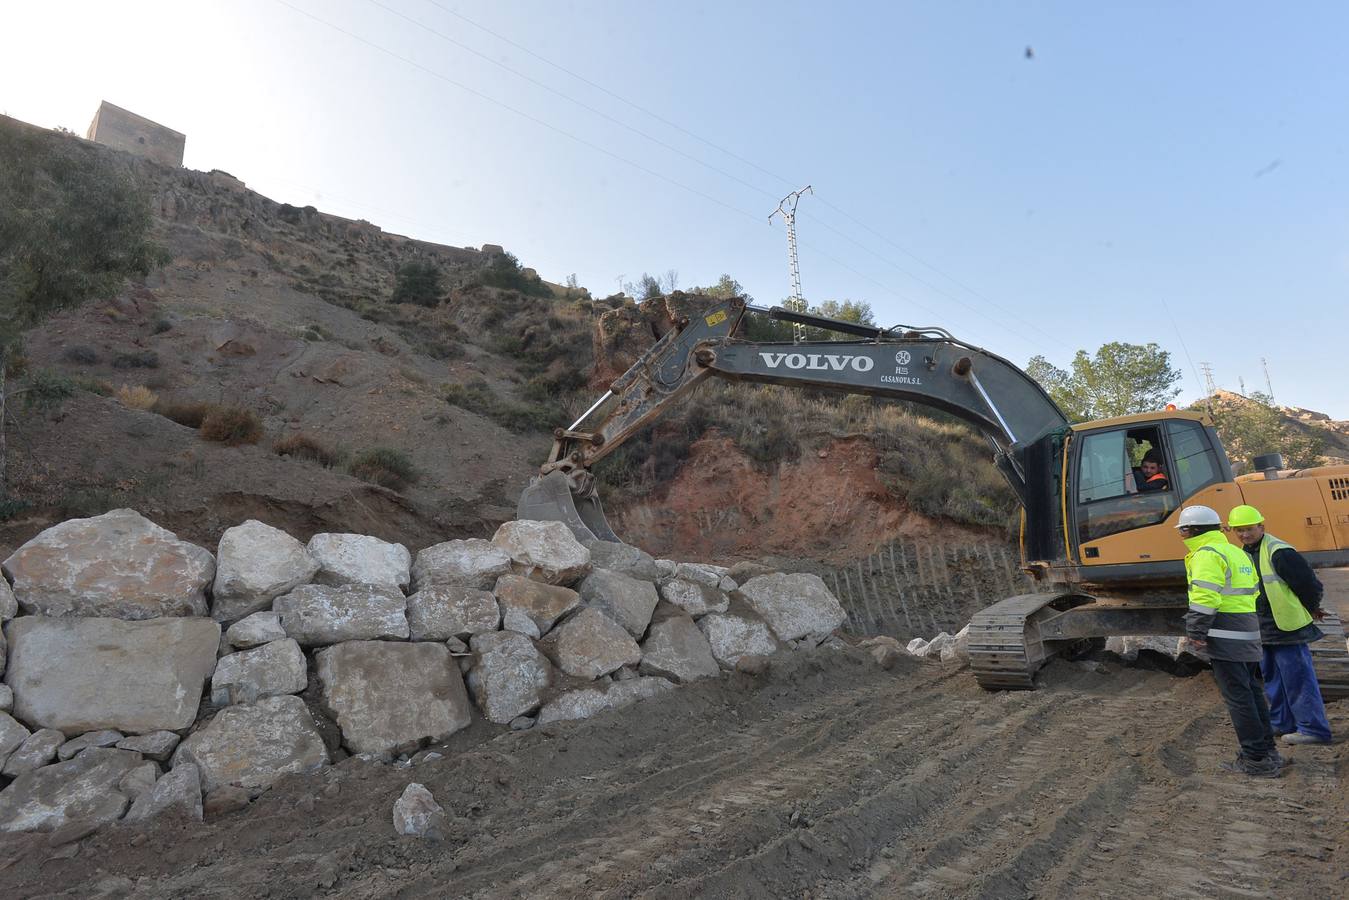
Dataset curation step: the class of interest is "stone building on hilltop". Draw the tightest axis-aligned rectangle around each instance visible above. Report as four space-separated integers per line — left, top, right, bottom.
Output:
86 100 185 166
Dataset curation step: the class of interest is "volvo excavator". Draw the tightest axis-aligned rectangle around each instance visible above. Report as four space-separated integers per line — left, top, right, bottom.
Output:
518 296 1349 694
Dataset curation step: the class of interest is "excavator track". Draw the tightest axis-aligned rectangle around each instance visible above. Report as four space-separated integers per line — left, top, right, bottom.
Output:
1309 609 1348 700
968 593 1061 690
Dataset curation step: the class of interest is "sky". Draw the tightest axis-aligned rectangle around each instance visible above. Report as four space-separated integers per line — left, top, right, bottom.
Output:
3 1 1347 416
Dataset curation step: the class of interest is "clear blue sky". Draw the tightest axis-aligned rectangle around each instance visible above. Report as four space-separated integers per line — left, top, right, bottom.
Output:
4 1 1347 416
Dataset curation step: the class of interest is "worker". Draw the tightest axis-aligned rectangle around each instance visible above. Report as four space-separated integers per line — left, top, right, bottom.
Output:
1137 450 1169 493
1227 504 1332 745
1176 505 1279 776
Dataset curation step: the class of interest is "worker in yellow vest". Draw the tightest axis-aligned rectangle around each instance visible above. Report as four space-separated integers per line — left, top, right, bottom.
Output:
1176 505 1280 776
1227 505 1332 745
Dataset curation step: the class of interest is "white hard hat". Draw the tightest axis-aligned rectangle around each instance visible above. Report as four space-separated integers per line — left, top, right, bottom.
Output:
1176 505 1221 529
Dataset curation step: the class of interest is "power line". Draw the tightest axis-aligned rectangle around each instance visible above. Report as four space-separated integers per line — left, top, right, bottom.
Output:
769 186 813 342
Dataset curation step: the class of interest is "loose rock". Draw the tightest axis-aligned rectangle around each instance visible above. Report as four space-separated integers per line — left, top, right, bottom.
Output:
405 585 499 641
224 611 288 649
466 631 552 724
211 520 319 622
735 654 771 676
906 637 929 655
658 578 730 618
0 747 142 832
118 762 159 801
491 520 591 586
4 728 64 777
940 625 971 664
115 731 180 762
57 730 124 761
1105 635 1184 662
306 533 411 591
672 562 728 589
736 573 846 642
5 616 219 735
392 783 447 839
920 632 954 659
0 711 30 762
509 715 535 731
203 786 251 818
537 677 674 725
124 762 203 823
579 569 659 638
582 541 661 582
2 509 214 619
274 583 409 645
493 574 580 636
551 607 641 680
698 608 780 669
0 577 16 621
639 607 720 683
0 684 12 713
211 638 308 706
410 539 512 592
172 695 329 795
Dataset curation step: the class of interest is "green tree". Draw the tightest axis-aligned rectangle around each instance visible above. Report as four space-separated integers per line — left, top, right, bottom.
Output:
1026 342 1181 422
741 298 876 342
391 259 444 307
0 122 168 488
1208 391 1324 471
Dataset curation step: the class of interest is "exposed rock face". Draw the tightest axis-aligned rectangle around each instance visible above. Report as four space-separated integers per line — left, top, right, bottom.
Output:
492 521 591 586
393 783 447 839
578 570 659 638
210 638 308 706
698 608 779 668
224 611 287 649
583 541 661 582
316 641 473 756
306 533 411 591
1 509 214 619
735 573 846 642
551 608 641 679
124 762 203 823
466 631 551 724
2 728 64 777
658 578 729 618
212 520 320 622
639 608 720 683
537 677 674 725
116 731 181 762
410 539 512 592
405 586 499 641
493 575 580 636
0 747 143 832
57 730 124 761
274 584 409 645
4 616 220 735
172 695 329 795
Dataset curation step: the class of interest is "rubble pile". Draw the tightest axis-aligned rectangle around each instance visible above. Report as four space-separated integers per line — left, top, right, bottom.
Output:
0 509 850 835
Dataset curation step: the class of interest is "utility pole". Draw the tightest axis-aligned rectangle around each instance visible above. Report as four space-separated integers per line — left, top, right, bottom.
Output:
769 185 813 343
614 274 625 297
1238 376 1247 396
1200 362 1217 397
1261 357 1274 400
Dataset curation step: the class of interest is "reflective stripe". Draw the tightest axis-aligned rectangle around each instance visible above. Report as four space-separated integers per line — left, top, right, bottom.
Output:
1190 580 1255 597
1262 573 1286 585
1207 628 1260 641
1190 579 1225 591
1188 601 1218 613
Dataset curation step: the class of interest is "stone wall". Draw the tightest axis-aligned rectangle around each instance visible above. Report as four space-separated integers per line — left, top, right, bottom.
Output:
86 101 185 167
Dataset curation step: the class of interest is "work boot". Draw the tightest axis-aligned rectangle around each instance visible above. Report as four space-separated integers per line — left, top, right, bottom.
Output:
1269 749 1293 768
1281 732 1331 746
1220 755 1280 778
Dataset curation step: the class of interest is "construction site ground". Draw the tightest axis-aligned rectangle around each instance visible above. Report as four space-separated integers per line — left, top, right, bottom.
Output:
0 646 1344 899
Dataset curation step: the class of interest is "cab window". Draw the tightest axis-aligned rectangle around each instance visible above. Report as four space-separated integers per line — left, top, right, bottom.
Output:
1167 419 1222 497
1075 426 1177 542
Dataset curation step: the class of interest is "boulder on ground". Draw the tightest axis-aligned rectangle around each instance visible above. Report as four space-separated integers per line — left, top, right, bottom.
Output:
940 625 971 664
3 727 63 777
124 762 202 824
672 562 728 589
410 539 512 592
0 684 11 713
0 578 16 621
726 561 777 584
224 611 288 649
0 747 143 832
172 695 328 795
405 585 499 641
493 575 580 637
579 570 659 638
116 731 181 762
654 559 677 581
466 631 552 724
582 541 661 582
658 578 729 618
211 638 308 706
1105 635 1184 662
316 641 473 756
118 762 159 802
4 616 220 735
698 608 779 669
859 636 904 669
274 583 409 645
57 730 124 761
639 606 720 683
306 533 411 591
392 783 447 839
550 607 641 680
736 573 846 642
920 632 953 659
1 711 32 763
906 637 929 655
212 520 320 622
1 509 214 619
491 521 591 586
537 677 674 725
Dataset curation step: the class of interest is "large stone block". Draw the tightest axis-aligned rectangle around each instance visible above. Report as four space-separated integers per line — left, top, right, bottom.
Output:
2 727 63 777
658 578 729 618
537 677 674 725
1 509 213 619
466 631 551 724
274 583 409 646
550 607 640 680
735 573 846 642
210 638 308 706
672 562 728 589
124 761 203 823
306 533 411 591
639 607 720 683
405 585 499 641
697 608 779 669
0 578 16 621
493 574 580 636
224 611 287 649
578 570 658 638
212 520 320 622
4 616 220 735
410 539 512 592
0 747 143 832
583 541 661 582
0 711 30 761
172 695 328 795
316 641 473 756
491 521 591 586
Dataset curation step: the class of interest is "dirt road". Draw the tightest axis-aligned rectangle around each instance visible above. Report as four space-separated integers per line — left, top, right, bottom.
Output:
0 648 1344 899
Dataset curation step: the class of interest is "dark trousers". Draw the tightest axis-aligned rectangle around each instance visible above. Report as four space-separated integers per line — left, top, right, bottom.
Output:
1262 643 1332 741
1210 659 1276 761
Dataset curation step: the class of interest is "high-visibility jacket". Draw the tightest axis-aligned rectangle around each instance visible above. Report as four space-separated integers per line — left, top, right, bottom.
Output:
1254 534 1315 632
1182 530 1261 661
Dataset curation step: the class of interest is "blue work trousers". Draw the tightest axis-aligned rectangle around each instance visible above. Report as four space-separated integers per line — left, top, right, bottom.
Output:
1261 643 1332 742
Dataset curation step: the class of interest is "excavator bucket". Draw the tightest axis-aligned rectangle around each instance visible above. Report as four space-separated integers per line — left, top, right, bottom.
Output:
516 471 621 544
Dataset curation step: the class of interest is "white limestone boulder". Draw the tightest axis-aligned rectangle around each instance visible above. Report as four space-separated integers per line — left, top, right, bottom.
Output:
1 509 213 619
224 611 288 649
658 578 730 618
210 638 308 706
537 677 674 725
393 783 447 839
698 608 780 669
124 762 203 823
306 533 411 591
736 573 846 642
940 625 972 664
4 616 220 735
639 606 720 684
410 539 511 592
491 521 591 586
1105 635 1184 662
316 641 473 756
578 570 659 639
0 747 143 832
405 585 499 641
171 695 329 795
274 583 409 645
465 631 552 725
920 632 954 659
212 520 320 622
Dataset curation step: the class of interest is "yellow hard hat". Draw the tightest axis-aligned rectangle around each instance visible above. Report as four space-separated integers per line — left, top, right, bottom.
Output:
1227 504 1264 527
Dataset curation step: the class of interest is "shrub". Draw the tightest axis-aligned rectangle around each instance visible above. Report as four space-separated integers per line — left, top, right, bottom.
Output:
72 375 113 396
153 398 214 428
392 260 444 307
151 316 173 334
274 432 339 467
442 380 555 433
200 406 263 445
115 384 158 410
348 448 417 491
111 350 160 369
24 370 76 410
63 345 99 365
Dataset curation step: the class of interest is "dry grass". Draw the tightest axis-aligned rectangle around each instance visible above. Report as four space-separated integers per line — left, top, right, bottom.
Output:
200 406 263 446
347 448 417 491
153 398 214 428
274 432 339 467
115 384 158 410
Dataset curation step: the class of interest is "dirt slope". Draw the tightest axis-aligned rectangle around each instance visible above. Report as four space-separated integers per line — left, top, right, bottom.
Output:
1 650 1342 899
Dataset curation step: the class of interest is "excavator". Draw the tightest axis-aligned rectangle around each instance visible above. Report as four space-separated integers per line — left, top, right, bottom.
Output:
518 295 1349 694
